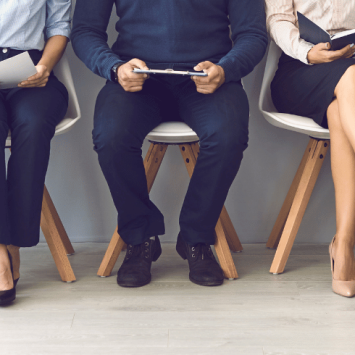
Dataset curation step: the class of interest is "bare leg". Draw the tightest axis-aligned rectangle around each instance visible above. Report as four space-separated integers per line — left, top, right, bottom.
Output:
0 244 14 291
327 97 355 281
7 245 20 281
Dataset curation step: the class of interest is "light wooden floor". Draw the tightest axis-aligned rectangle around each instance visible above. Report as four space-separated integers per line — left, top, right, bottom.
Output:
1 242 355 355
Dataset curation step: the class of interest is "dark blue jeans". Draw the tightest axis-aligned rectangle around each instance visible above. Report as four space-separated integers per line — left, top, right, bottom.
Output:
93 69 249 246
0 49 68 247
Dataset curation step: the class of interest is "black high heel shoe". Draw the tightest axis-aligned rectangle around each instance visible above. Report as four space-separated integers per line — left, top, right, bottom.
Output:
0 251 16 305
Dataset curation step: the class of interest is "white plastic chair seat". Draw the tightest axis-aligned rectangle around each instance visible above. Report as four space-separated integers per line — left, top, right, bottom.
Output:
259 41 330 140
5 53 81 147
146 121 199 144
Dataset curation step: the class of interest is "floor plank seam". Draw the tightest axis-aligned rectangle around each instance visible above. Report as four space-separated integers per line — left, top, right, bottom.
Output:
70 313 76 329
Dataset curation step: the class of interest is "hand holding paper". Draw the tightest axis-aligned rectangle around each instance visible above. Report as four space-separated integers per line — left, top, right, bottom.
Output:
0 52 38 89
18 65 50 88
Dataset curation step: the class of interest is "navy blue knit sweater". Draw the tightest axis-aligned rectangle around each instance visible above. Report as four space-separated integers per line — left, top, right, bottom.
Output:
71 0 268 83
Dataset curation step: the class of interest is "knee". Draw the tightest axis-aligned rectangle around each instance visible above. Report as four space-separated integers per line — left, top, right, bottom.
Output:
12 116 55 144
335 65 355 96
327 100 342 132
199 124 249 162
92 123 141 164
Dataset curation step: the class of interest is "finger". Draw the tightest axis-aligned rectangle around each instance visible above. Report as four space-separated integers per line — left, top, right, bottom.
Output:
26 71 44 81
192 76 211 84
194 61 213 72
125 70 149 80
129 58 149 70
19 80 48 88
119 80 145 89
196 87 213 94
332 44 352 57
124 86 143 92
318 42 331 51
120 74 147 83
19 77 47 87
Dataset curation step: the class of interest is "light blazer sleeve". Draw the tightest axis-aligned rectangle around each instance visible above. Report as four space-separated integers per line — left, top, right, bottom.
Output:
45 0 72 40
265 0 314 64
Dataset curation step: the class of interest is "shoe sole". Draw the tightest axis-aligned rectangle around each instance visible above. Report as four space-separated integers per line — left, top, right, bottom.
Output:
117 276 152 288
189 275 224 287
0 295 16 306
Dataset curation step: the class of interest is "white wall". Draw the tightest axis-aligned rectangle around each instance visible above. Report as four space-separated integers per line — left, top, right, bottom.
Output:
21 11 336 245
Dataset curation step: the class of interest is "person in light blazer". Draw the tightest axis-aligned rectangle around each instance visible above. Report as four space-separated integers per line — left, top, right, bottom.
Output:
266 0 355 297
0 0 71 305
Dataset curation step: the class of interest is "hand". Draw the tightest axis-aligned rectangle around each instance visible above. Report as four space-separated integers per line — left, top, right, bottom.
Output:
117 58 149 92
307 43 355 64
18 65 50 88
191 61 225 94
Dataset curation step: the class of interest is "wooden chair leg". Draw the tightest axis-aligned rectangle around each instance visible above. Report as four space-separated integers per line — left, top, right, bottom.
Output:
41 185 76 282
269 139 329 274
179 142 239 279
219 206 243 252
186 142 243 252
266 138 316 249
97 143 168 277
97 227 126 277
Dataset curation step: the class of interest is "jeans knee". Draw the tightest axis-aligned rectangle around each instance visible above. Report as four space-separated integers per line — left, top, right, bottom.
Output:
12 118 55 145
93 126 142 166
200 127 248 162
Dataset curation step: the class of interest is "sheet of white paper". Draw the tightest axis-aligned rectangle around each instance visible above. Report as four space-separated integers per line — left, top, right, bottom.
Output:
0 52 37 89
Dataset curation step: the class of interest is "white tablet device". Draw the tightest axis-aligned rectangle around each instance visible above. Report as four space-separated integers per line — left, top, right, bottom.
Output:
133 68 208 77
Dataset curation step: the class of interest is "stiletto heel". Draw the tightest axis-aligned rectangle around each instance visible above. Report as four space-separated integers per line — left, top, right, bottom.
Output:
329 236 355 298
0 251 16 305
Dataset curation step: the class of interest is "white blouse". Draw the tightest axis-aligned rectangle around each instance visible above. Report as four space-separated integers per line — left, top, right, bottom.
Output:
265 0 355 64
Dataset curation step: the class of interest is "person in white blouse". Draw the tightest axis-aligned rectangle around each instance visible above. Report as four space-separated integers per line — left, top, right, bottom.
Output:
0 0 71 305
266 0 355 297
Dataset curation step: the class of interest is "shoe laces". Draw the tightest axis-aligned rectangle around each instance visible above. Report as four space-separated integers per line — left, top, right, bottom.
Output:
190 243 213 260
125 241 151 260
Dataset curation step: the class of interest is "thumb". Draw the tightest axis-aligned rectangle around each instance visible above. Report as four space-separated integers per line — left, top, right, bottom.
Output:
322 42 331 50
194 61 213 71
130 58 149 70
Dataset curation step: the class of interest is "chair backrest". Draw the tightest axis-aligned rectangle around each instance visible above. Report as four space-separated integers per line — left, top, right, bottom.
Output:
259 41 330 139
259 41 281 114
6 52 81 147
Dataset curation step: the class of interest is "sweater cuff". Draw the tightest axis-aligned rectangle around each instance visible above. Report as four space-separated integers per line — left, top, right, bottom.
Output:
217 59 240 83
103 55 126 81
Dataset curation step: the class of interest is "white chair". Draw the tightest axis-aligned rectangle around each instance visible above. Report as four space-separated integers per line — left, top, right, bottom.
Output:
5 53 81 282
259 41 330 274
97 122 243 280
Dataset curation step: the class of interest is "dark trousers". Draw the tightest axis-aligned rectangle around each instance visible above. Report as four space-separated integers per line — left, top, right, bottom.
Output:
93 69 249 246
0 49 68 247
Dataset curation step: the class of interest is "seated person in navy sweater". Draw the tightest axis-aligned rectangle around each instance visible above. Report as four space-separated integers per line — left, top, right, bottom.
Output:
71 0 267 288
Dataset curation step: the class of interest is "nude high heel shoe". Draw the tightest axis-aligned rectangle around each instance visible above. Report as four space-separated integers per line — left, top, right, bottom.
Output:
329 236 355 298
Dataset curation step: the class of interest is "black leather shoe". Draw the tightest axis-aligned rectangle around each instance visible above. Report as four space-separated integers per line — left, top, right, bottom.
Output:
117 236 162 287
176 233 224 286
0 251 16 306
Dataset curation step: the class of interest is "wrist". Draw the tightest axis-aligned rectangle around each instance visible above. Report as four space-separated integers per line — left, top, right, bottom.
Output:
111 63 123 82
217 65 225 84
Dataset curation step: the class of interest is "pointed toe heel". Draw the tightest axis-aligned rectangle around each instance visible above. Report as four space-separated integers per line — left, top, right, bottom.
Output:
329 237 355 298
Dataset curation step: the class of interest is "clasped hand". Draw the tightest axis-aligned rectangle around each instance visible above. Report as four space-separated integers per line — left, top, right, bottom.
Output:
307 43 355 64
18 65 50 88
117 59 225 94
